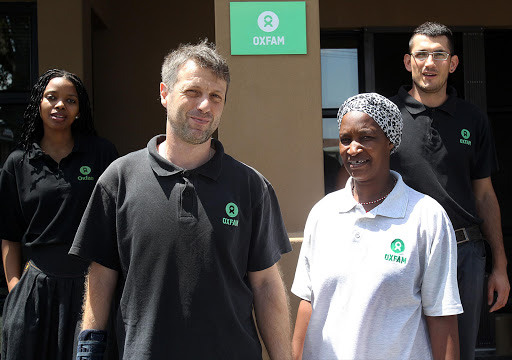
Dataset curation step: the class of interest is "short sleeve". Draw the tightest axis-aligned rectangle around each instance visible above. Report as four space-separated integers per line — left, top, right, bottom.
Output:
471 110 498 179
291 210 315 302
421 209 463 316
0 155 25 242
291 237 312 301
247 182 291 272
69 181 120 271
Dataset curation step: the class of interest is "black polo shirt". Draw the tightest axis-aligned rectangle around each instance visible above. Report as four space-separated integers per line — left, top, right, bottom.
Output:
0 135 117 273
70 135 291 359
390 86 498 230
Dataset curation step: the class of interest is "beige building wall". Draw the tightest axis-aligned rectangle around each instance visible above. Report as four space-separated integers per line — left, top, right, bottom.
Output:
214 0 324 235
214 2 323 356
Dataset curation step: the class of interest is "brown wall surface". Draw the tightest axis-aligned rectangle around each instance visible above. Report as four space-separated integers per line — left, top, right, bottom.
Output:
36 0 95 99
37 0 85 77
319 0 512 29
214 0 324 235
90 0 111 26
90 0 215 155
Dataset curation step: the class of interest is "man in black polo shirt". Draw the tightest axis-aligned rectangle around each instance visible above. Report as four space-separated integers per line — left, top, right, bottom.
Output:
390 21 510 359
70 41 293 360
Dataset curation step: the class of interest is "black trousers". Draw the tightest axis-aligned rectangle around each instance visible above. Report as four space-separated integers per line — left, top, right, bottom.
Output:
457 238 486 360
1 262 85 360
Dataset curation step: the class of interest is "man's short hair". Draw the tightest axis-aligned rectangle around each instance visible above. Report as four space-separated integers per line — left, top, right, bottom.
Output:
161 39 230 93
409 21 455 55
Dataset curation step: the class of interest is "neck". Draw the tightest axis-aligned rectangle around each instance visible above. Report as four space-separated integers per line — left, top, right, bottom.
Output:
409 85 449 108
352 173 396 208
40 130 74 163
158 133 214 170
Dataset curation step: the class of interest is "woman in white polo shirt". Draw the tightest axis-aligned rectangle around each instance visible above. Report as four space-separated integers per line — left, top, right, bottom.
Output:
291 93 462 360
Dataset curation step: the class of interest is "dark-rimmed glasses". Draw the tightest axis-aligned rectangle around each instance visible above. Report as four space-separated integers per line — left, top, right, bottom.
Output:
411 51 451 61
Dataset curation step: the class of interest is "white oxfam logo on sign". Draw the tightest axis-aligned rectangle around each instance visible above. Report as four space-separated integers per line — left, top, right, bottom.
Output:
258 11 279 32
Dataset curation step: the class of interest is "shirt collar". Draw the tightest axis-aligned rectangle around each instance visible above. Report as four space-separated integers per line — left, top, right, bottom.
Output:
147 135 223 180
337 171 408 219
27 142 44 160
398 85 457 116
26 134 84 160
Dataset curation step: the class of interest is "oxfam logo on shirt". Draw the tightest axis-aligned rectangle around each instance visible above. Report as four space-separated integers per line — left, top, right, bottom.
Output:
225 203 239 217
384 239 407 265
223 202 239 227
391 239 405 253
460 129 471 146
78 166 94 181
80 166 91 175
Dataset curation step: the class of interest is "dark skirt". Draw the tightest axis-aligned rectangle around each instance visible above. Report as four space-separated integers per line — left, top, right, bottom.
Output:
1 261 86 360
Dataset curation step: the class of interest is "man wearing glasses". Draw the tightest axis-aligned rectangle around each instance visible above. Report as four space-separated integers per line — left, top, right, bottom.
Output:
390 21 510 360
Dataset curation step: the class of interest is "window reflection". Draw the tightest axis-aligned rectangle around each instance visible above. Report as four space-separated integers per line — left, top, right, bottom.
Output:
321 48 358 193
0 3 37 167
0 12 33 92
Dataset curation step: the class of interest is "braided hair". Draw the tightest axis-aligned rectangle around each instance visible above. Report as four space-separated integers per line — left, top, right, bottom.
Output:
19 69 96 154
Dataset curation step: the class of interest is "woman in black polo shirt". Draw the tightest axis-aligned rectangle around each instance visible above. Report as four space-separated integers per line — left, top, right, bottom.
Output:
0 69 118 360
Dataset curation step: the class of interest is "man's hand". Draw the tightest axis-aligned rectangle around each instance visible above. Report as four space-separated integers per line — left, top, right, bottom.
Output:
488 268 510 312
472 177 510 312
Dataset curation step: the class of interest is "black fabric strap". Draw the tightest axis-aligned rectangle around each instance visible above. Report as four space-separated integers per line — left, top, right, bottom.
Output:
76 329 107 360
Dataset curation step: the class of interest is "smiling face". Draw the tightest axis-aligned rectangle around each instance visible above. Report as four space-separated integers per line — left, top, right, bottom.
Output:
160 59 227 145
339 111 394 185
39 77 79 135
404 35 459 96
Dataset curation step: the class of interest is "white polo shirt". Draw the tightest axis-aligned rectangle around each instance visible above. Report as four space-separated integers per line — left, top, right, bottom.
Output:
292 171 463 360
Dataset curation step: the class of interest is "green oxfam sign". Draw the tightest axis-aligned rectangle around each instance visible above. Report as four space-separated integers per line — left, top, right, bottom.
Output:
230 2 307 55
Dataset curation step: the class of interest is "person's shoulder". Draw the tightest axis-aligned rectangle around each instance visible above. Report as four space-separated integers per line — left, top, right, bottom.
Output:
401 183 454 238
445 87 484 115
4 148 24 162
108 147 146 169
389 93 401 105
450 96 490 132
453 96 484 113
389 86 409 106
1 148 25 171
97 147 146 184
403 182 446 214
458 102 489 125
301 190 345 231
79 135 117 152
309 188 345 215
223 152 269 183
